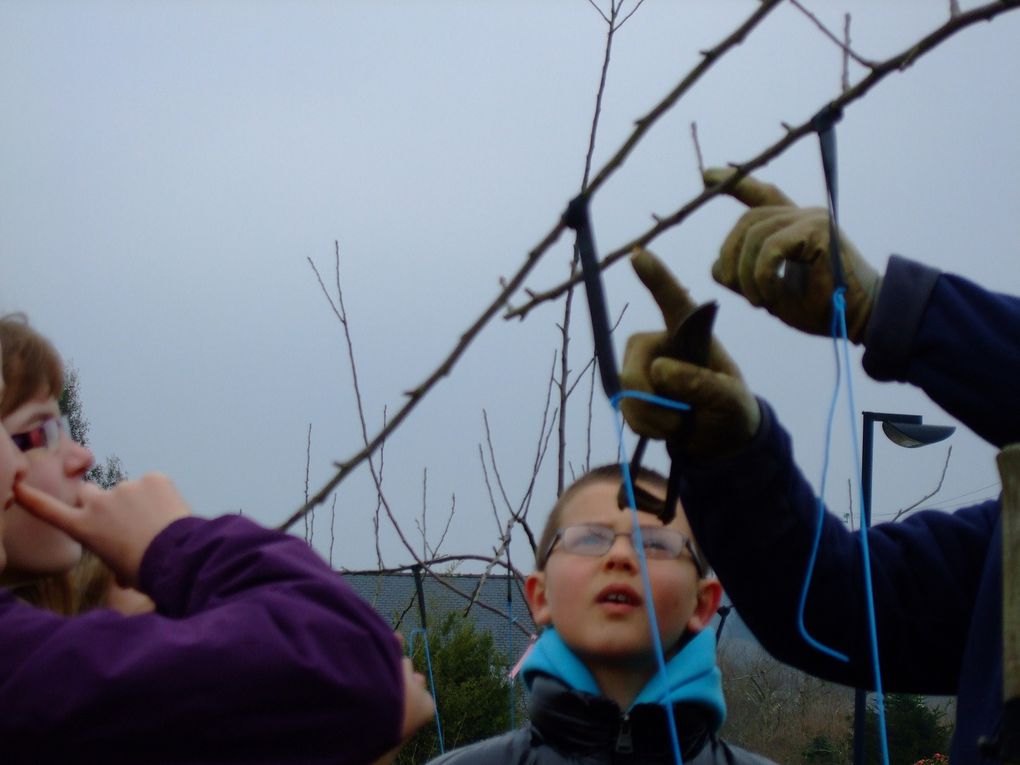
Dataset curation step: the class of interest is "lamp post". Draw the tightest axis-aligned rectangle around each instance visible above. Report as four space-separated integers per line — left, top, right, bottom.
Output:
853 412 955 765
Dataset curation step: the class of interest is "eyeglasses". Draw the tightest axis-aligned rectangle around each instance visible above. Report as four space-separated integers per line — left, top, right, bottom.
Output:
10 415 70 453
546 523 706 576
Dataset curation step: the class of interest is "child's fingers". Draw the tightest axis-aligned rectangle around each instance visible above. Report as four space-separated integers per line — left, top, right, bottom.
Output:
13 482 85 538
76 480 106 507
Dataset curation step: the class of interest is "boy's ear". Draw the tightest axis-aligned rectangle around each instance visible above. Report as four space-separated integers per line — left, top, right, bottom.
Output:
686 578 723 634
525 571 552 627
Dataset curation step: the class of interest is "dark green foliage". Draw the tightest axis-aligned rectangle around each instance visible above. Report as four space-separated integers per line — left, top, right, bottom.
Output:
862 694 952 765
58 366 91 447
802 735 848 765
88 454 127 489
396 611 523 764
59 366 126 488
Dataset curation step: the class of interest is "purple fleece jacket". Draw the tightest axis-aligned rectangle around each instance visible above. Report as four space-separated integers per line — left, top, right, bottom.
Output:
670 256 1019 764
0 515 404 764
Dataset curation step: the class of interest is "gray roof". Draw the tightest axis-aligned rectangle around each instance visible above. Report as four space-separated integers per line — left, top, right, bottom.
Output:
343 571 537 664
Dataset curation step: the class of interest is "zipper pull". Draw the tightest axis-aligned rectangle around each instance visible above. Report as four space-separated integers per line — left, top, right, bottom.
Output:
615 713 633 754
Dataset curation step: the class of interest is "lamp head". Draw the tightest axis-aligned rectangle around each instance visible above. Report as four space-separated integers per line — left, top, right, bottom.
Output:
881 421 955 448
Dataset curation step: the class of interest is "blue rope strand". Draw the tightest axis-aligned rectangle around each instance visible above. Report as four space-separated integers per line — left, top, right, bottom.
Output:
795 289 889 765
408 628 446 753
796 292 850 663
834 294 890 765
609 390 692 765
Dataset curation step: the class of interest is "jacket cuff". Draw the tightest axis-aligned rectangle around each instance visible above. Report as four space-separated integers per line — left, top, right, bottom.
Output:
862 255 940 382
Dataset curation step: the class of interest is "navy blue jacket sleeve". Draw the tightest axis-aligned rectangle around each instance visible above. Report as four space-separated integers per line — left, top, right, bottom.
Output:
675 402 997 693
0 515 404 765
674 255 1018 695
863 255 1020 447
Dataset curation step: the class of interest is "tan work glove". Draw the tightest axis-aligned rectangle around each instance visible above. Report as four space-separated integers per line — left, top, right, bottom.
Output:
621 248 760 459
704 167 881 344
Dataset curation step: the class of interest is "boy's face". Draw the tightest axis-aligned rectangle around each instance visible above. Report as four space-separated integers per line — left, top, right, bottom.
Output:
1 391 92 577
527 478 720 667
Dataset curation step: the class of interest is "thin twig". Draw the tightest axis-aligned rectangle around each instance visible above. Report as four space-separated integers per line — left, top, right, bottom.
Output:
585 0 610 26
374 406 387 569
690 121 705 177
788 0 876 68
434 494 456 555
329 493 337 568
559 0 623 495
279 220 566 531
892 445 953 521
478 441 502 527
419 468 428 559
304 422 312 544
842 14 852 94
616 0 646 30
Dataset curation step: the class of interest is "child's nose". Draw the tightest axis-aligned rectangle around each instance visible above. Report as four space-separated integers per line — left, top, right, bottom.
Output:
603 534 638 570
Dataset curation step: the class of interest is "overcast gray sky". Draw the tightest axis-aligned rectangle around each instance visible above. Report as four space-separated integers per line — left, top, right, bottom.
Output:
2 1 1017 574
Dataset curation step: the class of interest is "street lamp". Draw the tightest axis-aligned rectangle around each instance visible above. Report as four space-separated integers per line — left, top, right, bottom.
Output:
853 411 955 765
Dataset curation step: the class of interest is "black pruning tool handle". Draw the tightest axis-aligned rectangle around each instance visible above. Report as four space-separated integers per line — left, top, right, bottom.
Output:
626 301 719 525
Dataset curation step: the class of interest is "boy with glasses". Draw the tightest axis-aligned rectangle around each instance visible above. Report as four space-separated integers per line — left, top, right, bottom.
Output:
429 464 773 765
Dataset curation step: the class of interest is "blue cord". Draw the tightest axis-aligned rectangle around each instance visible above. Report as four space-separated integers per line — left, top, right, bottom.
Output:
796 294 850 663
834 293 890 765
795 289 889 765
408 627 446 753
610 390 692 765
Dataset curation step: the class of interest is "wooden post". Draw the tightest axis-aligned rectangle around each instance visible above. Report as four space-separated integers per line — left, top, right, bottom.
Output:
982 444 1020 762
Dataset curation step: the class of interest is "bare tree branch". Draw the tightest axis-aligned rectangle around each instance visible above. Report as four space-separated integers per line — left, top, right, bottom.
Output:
691 121 705 177
282 0 1018 535
434 494 457 555
892 445 953 521
788 0 875 68
842 14 852 94
304 422 312 544
329 493 337 568
617 0 646 31
558 0 626 495
416 468 428 559
279 220 566 531
506 0 1020 320
585 0 610 26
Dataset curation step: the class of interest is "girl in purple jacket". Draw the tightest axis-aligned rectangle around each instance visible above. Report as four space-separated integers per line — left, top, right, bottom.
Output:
0 320 433 764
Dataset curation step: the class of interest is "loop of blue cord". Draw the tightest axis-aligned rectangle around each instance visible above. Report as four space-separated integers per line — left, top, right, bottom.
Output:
609 389 692 765
796 289 889 765
810 107 888 765
408 628 446 753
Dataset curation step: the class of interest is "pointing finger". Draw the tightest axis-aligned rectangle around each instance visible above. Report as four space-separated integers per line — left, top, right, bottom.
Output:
703 166 795 208
630 247 697 330
14 482 84 539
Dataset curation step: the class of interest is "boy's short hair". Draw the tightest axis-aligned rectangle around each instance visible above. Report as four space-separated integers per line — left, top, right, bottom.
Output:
0 314 64 418
535 464 707 573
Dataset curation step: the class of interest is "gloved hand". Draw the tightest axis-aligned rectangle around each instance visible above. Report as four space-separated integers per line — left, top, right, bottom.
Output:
704 167 881 343
620 248 760 459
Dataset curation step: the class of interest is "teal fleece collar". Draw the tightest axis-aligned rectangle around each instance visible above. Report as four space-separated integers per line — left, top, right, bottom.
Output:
520 627 726 730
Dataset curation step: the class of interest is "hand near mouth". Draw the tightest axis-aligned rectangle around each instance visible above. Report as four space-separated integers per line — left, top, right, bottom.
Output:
14 473 191 588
